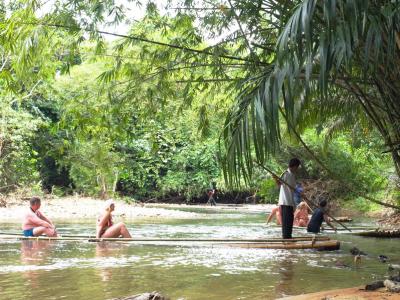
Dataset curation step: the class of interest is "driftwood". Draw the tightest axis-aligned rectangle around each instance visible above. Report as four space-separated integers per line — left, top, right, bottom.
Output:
112 292 169 300
355 229 400 238
334 216 353 222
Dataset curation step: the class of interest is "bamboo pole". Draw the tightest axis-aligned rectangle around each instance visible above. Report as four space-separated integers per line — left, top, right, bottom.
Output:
0 233 331 243
257 163 352 232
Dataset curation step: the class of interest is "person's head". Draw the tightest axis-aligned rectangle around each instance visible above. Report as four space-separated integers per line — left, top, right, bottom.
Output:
104 199 115 212
319 199 327 208
30 197 41 211
298 201 307 209
288 158 301 172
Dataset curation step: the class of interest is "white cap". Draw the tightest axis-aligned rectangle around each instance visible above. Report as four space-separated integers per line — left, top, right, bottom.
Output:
104 199 115 210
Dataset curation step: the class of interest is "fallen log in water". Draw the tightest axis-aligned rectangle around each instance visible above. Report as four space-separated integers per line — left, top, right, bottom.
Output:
354 229 400 238
334 216 353 222
111 291 168 300
225 240 340 251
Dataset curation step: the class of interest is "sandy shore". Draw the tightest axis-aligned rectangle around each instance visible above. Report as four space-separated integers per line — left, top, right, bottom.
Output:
277 286 400 300
0 196 274 222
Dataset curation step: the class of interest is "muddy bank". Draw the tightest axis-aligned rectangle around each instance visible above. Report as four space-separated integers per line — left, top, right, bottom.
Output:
278 286 400 300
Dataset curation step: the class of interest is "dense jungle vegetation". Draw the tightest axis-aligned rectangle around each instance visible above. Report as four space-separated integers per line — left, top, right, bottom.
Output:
0 0 399 209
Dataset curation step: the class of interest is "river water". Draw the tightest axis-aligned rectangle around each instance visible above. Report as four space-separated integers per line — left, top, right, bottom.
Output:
0 207 399 300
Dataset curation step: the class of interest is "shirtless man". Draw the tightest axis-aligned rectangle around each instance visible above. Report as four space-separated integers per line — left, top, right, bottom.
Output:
22 197 57 237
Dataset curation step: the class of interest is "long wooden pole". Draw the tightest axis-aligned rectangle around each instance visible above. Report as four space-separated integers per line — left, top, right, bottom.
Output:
0 233 330 243
257 163 352 232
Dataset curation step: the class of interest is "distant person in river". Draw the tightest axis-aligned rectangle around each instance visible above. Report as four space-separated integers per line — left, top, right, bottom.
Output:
206 182 217 206
307 199 336 233
266 206 282 225
22 197 57 237
293 183 304 207
293 201 309 227
96 199 132 238
274 158 301 239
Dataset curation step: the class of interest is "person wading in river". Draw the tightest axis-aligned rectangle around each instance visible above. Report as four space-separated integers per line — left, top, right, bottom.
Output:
96 199 132 238
22 197 57 237
266 205 282 225
274 158 301 239
307 199 336 233
293 201 309 227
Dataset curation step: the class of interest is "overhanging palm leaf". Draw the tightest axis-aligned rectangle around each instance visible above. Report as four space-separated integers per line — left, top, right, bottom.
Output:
223 0 400 184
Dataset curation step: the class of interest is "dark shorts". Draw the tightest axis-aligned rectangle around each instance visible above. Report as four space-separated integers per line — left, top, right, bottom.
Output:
23 228 35 237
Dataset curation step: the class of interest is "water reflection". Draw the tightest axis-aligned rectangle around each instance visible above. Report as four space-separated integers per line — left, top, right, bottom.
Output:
20 240 53 289
95 242 129 282
274 258 295 298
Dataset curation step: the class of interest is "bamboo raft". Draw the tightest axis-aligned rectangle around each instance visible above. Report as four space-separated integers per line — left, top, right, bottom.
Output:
270 225 375 232
354 228 400 238
0 233 340 250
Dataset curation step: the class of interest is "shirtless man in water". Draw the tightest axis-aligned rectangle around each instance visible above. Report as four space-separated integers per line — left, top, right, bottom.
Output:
22 197 57 237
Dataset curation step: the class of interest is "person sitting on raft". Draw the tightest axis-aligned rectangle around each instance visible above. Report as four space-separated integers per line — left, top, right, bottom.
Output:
22 196 57 237
293 201 309 227
307 199 336 233
96 199 132 238
266 206 282 225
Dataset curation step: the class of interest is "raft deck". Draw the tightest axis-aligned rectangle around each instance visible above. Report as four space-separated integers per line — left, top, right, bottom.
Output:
0 233 340 250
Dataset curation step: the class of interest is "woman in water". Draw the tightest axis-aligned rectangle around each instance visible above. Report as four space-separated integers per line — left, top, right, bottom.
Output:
293 201 309 227
96 199 132 238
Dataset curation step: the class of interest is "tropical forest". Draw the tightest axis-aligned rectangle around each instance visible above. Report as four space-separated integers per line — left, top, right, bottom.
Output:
0 1 400 299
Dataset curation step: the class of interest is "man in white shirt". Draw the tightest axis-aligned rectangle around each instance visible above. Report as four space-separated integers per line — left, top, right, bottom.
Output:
274 158 301 239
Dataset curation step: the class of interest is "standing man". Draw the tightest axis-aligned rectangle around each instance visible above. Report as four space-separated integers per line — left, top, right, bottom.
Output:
206 182 218 206
274 158 301 239
22 197 57 237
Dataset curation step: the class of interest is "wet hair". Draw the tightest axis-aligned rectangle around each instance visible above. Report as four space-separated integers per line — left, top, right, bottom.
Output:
319 199 327 208
288 158 301 168
30 196 41 206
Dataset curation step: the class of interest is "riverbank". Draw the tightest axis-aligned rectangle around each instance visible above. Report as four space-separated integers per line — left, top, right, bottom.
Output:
278 286 399 299
0 195 276 222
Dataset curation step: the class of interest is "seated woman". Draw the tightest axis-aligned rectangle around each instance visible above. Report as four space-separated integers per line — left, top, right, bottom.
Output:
293 201 309 227
96 199 132 238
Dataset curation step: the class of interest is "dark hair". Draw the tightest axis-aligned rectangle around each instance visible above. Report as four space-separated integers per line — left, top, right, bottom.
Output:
288 158 301 168
319 199 327 208
30 197 41 206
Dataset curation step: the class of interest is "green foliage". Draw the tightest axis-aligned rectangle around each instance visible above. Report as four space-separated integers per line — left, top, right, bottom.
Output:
0 1 398 212
258 178 279 204
0 98 42 188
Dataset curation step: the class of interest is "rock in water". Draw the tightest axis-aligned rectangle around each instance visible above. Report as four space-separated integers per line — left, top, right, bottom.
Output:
112 292 169 300
350 247 367 256
384 280 400 293
378 254 389 263
365 280 384 291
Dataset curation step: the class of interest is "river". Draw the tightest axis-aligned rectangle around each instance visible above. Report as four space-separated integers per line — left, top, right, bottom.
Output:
0 207 398 299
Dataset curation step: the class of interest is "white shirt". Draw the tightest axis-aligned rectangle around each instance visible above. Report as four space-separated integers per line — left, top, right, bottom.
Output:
278 169 296 207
